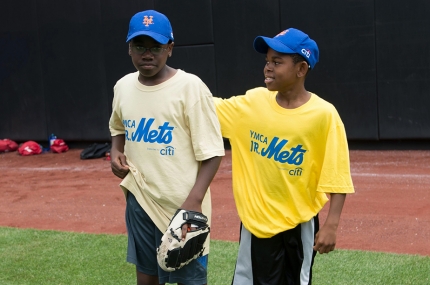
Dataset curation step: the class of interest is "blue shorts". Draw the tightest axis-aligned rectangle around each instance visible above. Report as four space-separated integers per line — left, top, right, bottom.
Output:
125 192 208 285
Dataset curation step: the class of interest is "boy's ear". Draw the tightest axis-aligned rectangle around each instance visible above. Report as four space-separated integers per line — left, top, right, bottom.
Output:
128 43 132 56
297 61 309 78
168 42 174 57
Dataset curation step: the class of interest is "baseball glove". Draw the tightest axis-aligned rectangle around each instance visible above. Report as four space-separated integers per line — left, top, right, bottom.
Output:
157 209 210 272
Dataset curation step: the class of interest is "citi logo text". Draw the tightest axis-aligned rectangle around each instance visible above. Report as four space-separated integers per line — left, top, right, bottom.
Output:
301 49 311 58
289 168 303 176
160 146 174 156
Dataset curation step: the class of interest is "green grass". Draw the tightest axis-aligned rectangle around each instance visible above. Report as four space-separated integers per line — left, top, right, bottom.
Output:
0 227 429 285
312 250 430 285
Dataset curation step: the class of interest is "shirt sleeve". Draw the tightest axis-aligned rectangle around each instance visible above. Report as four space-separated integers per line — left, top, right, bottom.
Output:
213 96 243 139
187 82 225 161
317 109 355 194
109 86 125 136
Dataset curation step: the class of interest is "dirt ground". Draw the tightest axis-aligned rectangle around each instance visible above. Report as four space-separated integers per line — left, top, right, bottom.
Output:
0 149 429 256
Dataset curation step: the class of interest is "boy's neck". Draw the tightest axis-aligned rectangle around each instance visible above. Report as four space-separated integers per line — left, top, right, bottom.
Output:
275 88 311 109
138 65 177 86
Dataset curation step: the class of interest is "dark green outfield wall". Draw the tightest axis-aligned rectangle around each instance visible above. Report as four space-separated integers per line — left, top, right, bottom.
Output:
1 1 429 146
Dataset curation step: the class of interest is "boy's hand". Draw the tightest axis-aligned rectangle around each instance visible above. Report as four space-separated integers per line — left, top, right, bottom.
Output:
179 201 202 240
314 193 346 254
110 151 129 179
181 223 199 240
313 224 337 254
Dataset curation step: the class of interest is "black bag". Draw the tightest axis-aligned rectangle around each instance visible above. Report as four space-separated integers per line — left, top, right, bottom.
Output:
80 143 111 159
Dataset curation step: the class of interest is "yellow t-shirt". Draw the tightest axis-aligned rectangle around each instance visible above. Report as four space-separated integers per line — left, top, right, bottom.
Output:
214 87 354 238
109 70 225 255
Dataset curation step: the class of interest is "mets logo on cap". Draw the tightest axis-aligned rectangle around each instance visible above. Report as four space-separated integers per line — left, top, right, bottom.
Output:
126 10 174 43
275 29 289 37
143 15 154 27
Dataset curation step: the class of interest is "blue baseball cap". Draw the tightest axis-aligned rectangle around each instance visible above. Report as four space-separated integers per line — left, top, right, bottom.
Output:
126 10 174 44
253 28 319 69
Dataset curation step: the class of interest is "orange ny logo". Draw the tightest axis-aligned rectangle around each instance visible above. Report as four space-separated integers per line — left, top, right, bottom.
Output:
143 16 154 27
276 29 288 37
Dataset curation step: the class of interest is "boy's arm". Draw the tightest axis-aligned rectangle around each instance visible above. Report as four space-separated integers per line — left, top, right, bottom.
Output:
181 156 222 211
313 193 346 254
180 156 222 238
110 135 129 179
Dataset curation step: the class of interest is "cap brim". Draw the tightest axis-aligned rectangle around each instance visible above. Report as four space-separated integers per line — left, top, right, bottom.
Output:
253 36 295 54
126 31 170 44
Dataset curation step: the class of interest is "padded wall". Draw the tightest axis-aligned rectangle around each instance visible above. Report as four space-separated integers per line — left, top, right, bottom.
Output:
36 0 110 141
156 0 214 46
0 1 46 141
168 46 217 93
279 0 378 140
157 0 216 93
1 0 430 144
100 0 154 117
212 0 281 97
375 1 430 139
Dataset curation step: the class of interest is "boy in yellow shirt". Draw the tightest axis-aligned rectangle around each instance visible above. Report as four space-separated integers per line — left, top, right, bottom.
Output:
214 28 355 285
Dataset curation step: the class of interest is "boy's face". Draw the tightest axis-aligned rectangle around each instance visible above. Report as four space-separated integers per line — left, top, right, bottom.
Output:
129 35 173 80
263 48 306 92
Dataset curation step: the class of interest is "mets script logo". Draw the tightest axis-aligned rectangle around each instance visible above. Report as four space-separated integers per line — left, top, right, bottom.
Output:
250 130 306 175
123 118 173 144
143 15 154 27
